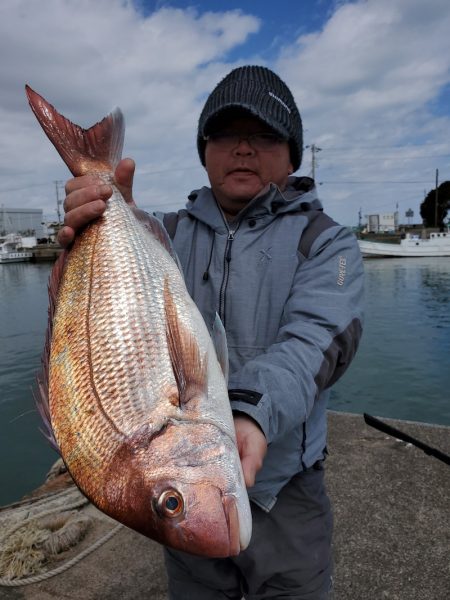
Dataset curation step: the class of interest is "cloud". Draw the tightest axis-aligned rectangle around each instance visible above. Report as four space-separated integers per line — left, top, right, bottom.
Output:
275 0 450 222
1 0 450 226
0 0 260 217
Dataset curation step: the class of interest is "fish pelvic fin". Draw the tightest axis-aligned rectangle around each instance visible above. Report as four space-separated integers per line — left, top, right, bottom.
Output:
25 85 124 176
212 312 229 384
164 279 208 407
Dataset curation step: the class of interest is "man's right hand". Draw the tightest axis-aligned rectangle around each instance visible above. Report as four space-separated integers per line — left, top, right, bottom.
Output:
58 158 136 248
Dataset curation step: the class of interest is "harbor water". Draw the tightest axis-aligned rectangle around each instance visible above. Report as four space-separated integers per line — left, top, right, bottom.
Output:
1 257 450 506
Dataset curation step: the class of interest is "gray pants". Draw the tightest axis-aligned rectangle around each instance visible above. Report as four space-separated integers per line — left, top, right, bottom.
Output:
164 466 333 599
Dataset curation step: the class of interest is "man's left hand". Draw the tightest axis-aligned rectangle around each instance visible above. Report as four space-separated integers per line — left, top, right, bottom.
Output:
233 414 267 488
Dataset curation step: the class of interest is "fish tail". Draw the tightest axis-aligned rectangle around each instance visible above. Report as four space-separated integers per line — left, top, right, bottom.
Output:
25 85 124 176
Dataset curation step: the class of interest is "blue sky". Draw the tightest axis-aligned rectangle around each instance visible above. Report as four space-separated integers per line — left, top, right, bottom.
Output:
1 0 450 226
139 0 335 53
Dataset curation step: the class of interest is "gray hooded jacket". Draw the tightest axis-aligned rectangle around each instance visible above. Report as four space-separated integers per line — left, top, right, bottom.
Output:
159 176 364 511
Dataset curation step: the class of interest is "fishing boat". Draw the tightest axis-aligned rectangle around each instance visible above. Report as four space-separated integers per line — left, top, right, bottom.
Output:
358 230 450 257
0 234 33 263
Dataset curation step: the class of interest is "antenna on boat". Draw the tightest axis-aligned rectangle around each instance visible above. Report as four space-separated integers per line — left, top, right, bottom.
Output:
435 169 439 228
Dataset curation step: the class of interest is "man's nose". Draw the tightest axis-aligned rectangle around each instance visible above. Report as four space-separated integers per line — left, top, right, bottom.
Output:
233 138 255 155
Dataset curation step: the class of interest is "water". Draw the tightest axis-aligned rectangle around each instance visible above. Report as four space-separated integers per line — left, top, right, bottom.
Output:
1 258 449 506
0 262 58 506
330 257 450 424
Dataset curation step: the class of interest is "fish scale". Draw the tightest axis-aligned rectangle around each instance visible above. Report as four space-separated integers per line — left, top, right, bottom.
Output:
52 189 180 446
27 85 252 557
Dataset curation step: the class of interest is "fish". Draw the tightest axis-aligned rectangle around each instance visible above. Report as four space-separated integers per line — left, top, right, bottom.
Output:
26 85 252 558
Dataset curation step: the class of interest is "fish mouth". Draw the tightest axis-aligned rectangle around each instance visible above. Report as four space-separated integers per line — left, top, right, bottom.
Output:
222 495 243 556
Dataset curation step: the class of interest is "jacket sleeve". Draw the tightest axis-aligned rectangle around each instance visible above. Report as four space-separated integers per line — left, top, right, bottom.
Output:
228 225 364 444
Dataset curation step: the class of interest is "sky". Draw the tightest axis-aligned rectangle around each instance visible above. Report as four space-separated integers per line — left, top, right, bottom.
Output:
1 0 450 227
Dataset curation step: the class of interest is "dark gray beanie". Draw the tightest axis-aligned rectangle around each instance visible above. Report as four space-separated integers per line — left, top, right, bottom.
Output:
197 65 303 171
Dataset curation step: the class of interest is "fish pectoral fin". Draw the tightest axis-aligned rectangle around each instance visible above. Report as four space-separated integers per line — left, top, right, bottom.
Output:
164 279 208 408
212 312 229 384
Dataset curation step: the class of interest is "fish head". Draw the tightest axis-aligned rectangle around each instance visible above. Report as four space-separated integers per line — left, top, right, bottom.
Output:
98 421 252 557
145 477 246 557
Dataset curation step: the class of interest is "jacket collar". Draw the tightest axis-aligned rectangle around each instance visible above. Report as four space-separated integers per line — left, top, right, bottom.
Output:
185 176 322 231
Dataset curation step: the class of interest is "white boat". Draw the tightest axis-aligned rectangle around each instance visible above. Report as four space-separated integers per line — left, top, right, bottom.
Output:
0 234 33 263
358 230 450 257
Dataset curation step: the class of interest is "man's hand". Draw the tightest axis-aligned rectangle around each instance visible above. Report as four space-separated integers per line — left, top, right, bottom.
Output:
233 413 267 488
58 157 136 247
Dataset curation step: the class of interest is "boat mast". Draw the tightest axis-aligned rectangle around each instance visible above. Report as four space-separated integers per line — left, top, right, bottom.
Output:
434 169 439 228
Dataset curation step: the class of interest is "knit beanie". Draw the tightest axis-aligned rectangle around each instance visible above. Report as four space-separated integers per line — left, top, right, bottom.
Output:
197 65 303 171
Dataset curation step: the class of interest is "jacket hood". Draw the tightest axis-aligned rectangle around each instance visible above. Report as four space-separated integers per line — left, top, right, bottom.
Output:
185 176 323 231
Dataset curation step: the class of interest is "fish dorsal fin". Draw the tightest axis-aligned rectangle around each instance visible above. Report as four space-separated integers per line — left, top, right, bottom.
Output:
25 85 124 176
212 313 229 384
163 279 207 407
133 208 182 270
34 250 69 453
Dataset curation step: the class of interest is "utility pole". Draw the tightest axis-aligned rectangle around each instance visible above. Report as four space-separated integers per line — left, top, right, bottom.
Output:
310 144 322 180
54 180 63 225
434 169 439 228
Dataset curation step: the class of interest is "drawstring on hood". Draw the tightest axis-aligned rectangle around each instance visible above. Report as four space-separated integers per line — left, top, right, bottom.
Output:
187 176 320 284
202 232 215 281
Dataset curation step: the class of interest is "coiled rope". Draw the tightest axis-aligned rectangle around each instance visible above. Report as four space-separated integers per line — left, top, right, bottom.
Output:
0 487 122 586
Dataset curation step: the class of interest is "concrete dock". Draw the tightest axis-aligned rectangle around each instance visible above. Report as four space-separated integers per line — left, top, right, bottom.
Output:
30 244 63 262
0 411 449 599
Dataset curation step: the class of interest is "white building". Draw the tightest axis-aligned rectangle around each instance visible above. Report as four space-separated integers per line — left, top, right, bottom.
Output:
0 206 44 237
365 212 399 233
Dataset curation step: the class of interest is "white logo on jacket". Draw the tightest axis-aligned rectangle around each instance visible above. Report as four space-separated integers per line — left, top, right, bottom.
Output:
337 256 346 286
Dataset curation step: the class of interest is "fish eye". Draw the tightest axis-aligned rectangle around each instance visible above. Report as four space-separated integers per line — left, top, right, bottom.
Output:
157 489 184 518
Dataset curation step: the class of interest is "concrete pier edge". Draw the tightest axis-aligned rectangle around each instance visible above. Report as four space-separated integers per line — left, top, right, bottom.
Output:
0 410 449 599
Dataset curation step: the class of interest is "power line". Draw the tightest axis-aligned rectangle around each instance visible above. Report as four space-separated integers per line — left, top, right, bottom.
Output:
0 181 52 194
306 141 450 151
0 165 203 193
138 165 202 176
320 180 434 184
319 153 450 161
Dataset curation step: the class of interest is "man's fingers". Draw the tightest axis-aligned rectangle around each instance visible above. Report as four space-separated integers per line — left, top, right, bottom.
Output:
59 158 135 249
64 199 107 229
240 455 261 488
57 225 76 248
63 185 112 213
57 200 107 247
234 414 267 488
65 175 104 196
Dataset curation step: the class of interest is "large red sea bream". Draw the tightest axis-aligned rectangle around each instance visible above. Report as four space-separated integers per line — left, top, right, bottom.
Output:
26 85 251 558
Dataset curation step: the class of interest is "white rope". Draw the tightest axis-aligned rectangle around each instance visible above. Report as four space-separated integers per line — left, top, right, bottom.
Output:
0 486 83 517
0 485 122 587
0 523 122 586
0 497 89 542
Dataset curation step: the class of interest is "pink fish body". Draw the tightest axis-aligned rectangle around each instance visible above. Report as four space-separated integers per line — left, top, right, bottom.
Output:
26 86 252 557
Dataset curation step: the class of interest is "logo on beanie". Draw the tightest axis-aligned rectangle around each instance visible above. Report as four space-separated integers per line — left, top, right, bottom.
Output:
268 91 291 114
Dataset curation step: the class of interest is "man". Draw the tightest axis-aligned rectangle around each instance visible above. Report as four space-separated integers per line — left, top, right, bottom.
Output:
60 65 364 599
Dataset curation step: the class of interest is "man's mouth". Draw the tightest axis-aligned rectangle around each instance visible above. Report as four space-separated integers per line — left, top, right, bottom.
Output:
228 168 256 176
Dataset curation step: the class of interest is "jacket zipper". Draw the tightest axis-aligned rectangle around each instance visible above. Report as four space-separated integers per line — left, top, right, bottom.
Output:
218 229 234 326
218 220 242 327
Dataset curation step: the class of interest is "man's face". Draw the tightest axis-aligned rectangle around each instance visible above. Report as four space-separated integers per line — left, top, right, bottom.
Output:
204 114 293 217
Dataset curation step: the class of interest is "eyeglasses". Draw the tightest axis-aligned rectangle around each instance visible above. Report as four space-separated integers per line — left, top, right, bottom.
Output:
204 132 286 151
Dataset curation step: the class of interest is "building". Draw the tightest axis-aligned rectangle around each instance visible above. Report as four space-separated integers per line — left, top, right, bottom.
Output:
365 212 399 233
0 206 44 238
